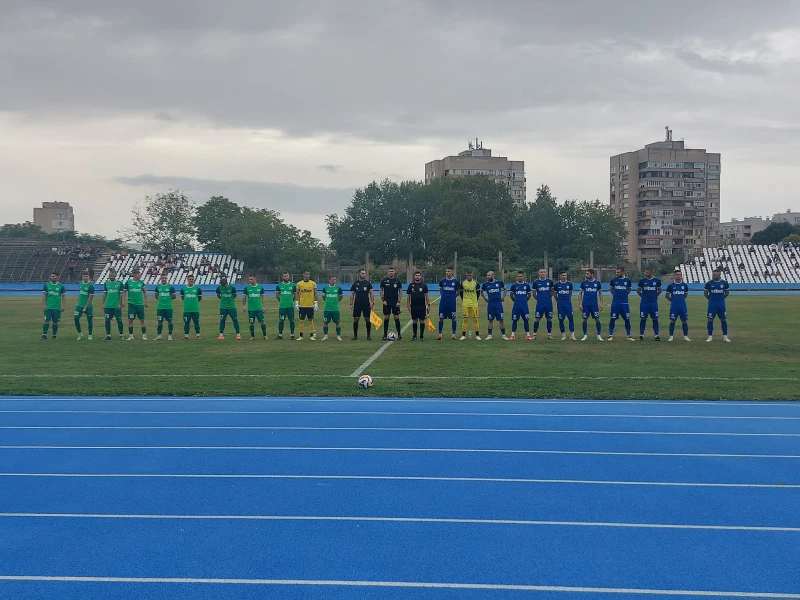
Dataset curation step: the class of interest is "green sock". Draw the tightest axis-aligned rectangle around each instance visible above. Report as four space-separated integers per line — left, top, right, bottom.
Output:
232 318 240 334
141 326 146 334
278 320 284 334
168 323 174 335
250 325 255 337
129 327 134 335
43 323 50 335
87 318 93 335
74 316 82 333
52 324 59 336
105 320 111 335
336 326 341 336
260 323 267 336
117 321 124 334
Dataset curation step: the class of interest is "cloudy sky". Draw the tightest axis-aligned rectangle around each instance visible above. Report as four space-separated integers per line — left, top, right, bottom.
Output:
2 0 800 242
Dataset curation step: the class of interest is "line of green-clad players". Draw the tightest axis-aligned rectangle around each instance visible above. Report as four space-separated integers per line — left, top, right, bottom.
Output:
40 268 344 341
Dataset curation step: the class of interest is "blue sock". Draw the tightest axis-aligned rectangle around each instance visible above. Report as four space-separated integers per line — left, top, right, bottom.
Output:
533 321 540 333
511 321 518 333
639 318 646 336
595 321 602 336
582 321 588 336
568 315 574 332
451 320 457 335
609 318 616 335
438 321 443 335
559 318 565 333
546 320 552 334
721 320 728 335
524 318 530 333
488 324 493 336
624 318 631 337
682 322 689 336
669 322 676 336
500 327 506 335
653 319 660 336
707 320 714 336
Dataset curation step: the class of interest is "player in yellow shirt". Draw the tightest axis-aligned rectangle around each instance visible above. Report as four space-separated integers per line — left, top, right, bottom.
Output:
295 270 318 340
459 270 481 340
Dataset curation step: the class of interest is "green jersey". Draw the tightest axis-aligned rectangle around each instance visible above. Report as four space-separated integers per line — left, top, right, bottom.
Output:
181 285 202 312
76 282 95 308
103 280 123 309
277 282 296 308
322 285 343 312
216 284 237 310
124 279 146 306
42 281 66 310
155 284 176 309
244 284 265 311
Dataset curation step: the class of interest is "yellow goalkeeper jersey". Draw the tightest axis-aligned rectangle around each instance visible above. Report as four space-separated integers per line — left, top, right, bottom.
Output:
461 279 480 308
297 280 317 307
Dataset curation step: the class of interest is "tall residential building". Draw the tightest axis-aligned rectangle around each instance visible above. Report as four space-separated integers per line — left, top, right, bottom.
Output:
610 129 721 263
720 217 770 243
771 209 800 227
425 140 526 205
33 202 75 234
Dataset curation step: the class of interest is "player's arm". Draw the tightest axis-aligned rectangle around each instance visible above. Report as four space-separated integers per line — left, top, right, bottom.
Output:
338 287 343 304
197 288 203 303
120 283 126 308
598 288 604 311
425 291 431 313
459 282 464 301
242 290 248 310
86 287 95 307
626 280 632 297
396 284 402 305
656 280 662 297
637 280 643 297
274 286 280 302
724 282 730 298
217 286 222 299
665 285 672 302
550 284 556 301
143 286 148 308
60 286 66 312
231 286 237 300
704 282 710 300
349 283 356 309
260 288 265 311
578 286 583 310
171 286 176 300
500 285 507 302
369 285 375 307
41 286 47 310
531 285 537 301
380 281 386 304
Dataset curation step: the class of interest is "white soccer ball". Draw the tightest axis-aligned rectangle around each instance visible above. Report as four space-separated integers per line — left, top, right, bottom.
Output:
387 332 397 341
358 375 373 389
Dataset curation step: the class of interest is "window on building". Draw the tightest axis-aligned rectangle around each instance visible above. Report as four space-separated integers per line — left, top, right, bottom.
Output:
611 167 616 173
623 193 629 199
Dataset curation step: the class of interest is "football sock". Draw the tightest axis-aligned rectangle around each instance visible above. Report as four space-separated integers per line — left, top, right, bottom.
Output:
365 322 372 337
707 320 714 335
623 318 631 336
413 323 418 337
595 321 602 336
546 319 551 334
395 319 401 335
721 320 728 335
669 322 676 336
74 315 82 333
682 322 689 336
42 322 49 335
260 323 266 336
652 319 659 336
87 318 93 335
168 323 174 335
52 324 58 336
438 320 443 335
278 319 284 334
582 321 588 336
129 327 134 335
609 318 616 336
383 320 389 337
559 318 565 333
533 321 539 333
451 320 457 335
640 318 646 336
353 321 359 337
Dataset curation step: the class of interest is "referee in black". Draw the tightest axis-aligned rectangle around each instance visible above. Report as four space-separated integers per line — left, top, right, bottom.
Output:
350 269 374 340
406 271 430 340
380 267 403 340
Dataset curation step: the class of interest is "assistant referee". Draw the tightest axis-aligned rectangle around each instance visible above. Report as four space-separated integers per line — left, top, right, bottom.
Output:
350 269 374 340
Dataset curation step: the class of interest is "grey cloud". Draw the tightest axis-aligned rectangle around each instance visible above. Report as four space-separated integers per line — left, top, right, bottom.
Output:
674 49 766 75
114 174 354 214
317 164 340 173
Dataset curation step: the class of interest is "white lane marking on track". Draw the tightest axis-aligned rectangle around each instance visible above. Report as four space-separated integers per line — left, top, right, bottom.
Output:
2 473 797 488
2 445 798 458
2 513 799 532
0 576 798 597
350 298 440 377
2 426 798 437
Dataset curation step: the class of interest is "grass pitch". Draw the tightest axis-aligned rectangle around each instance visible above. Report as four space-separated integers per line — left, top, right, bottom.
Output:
0 295 798 400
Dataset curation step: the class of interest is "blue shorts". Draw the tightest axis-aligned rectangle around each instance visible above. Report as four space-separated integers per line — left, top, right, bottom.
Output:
707 304 727 320
582 304 600 319
639 301 659 320
487 303 504 321
439 301 457 320
557 304 573 318
511 306 529 321
610 302 630 320
670 306 689 321
534 305 553 319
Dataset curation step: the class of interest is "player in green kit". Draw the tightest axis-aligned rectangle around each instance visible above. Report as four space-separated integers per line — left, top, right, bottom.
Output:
181 274 203 340
41 271 66 339
123 269 148 340
103 269 124 340
216 275 241 340
275 272 296 340
74 271 95 340
321 275 343 341
154 272 176 341
244 274 267 340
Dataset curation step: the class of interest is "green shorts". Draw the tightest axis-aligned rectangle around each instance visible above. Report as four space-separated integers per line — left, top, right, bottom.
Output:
157 309 174 322
278 307 294 321
74 305 93 319
104 307 122 320
127 304 145 320
219 308 238 320
248 310 265 323
323 310 340 324
43 309 62 323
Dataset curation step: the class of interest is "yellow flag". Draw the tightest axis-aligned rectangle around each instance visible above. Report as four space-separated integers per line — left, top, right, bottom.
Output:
426 317 436 331
370 310 383 329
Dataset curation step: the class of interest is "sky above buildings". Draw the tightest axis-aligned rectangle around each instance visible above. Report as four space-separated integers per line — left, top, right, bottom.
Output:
2 0 800 242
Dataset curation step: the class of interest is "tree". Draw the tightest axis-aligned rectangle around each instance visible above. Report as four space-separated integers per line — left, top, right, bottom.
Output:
121 190 196 254
194 196 242 251
751 222 799 245
0 222 46 239
782 233 800 244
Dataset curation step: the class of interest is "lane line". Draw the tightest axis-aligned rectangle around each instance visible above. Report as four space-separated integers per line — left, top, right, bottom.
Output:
2 512 799 532
2 426 798 437
350 298 440 377
2 445 798 458
0 576 798 597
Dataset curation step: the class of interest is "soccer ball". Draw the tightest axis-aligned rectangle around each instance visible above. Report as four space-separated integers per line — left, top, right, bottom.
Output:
387 332 397 341
358 375 373 389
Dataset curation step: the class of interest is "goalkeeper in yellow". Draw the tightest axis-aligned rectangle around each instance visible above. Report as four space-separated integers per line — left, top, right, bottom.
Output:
295 270 318 341
459 270 481 340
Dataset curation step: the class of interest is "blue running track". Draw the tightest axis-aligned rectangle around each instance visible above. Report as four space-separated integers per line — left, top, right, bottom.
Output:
0 397 798 599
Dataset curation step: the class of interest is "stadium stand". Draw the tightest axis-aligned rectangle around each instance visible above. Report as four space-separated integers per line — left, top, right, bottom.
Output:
0 241 102 283
95 252 244 285
680 244 800 284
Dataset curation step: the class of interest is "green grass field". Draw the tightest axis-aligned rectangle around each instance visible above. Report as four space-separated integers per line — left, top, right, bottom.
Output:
1 295 798 400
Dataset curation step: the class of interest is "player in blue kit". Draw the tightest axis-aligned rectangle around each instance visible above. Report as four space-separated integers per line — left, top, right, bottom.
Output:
637 266 662 341
481 271 508 341
704 268 731 343
579 269 604 342
437 267 460 340
554 272 576 341
665 269 691 342
531 268 555 340
608 266 635 342
509 271 532 340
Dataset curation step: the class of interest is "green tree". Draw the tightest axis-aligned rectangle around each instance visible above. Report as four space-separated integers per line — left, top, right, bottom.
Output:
194 196 242 251
0 222 46 239
121 190 196 253
751 222 799 245
782 233 800 244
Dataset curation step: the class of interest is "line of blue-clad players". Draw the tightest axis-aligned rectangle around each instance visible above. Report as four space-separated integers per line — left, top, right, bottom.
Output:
436 265 731 343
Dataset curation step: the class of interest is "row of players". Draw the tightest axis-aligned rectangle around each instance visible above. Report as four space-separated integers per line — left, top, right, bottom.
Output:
40 264 731 343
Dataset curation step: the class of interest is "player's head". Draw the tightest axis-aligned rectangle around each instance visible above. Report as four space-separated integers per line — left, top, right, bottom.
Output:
187 274 195 285
220 275 228 286
465 270 473 281
538 268 546 279
674 270 683 283
160 273 168 284
81 271 90 283
302 270 310 282
358 269 367 280
712 268 721 281
486 270 495 281
132 269 141 280
445 267 453 277
248 274 256 285
108 269 117 281
645 266 654 277
328 275 336 285
517 270 524 282
413 270 422 282
585 269 595 280
559 271 568 282
615 266 624 277
282 272 290 282
388 267 395 277
49 271 59 283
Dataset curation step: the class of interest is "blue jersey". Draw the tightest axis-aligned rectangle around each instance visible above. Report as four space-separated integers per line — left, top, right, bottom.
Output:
509 282 531 308
554 281 573 307
609 277 632 303
580 280 602 305
481 280 505 304
704 279 729 304
533 279 554 305
666 282 689 307
439 277 459 304
638 277 662 302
